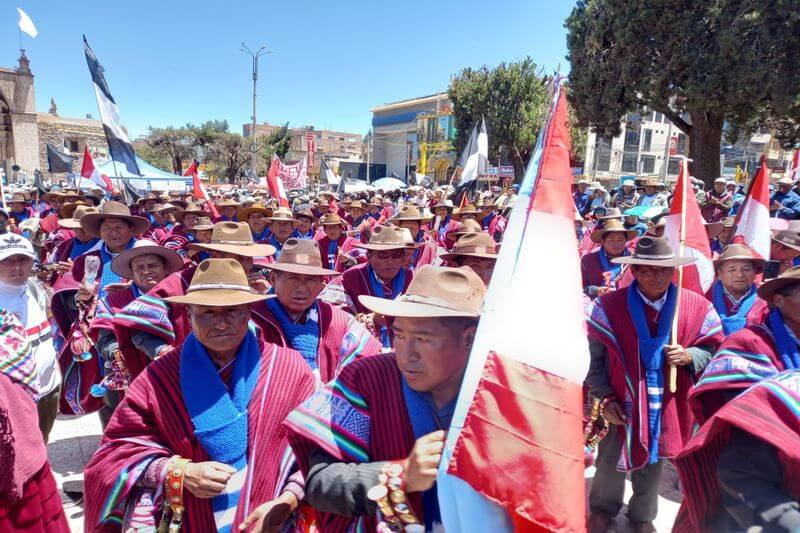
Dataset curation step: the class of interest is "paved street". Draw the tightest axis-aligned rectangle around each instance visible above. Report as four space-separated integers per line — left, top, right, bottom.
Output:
49 412 681 532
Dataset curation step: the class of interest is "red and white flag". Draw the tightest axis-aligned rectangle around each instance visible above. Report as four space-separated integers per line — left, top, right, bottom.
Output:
664 158 714 295
733 161 771 259
80 146 114 192
266 155 290 208
789 150 800 182
438 84 589 532
184 159 219 219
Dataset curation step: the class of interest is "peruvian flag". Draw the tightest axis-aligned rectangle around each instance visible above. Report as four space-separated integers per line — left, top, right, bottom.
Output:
789 150 800 182
183 159 219 219
438 84 589 532
80 146 114 192
733 161 771 259
266 155 290 208
664 158 714 295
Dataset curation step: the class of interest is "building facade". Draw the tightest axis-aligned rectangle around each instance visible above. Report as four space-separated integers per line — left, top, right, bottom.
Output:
0 53 39 175
243 122 363 168
38 101 108 174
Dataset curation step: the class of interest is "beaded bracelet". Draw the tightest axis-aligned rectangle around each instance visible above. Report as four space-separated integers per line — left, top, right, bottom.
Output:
159 456 190 532
367 463 423 533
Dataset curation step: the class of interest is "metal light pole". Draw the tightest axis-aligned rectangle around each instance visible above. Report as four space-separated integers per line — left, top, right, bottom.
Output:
241 43 271 183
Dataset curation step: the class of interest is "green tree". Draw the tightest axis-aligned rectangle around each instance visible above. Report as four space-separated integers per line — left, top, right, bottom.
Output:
144 126 195 174
258 122 292 173
448 58 550 179
207 132 250 184
566 0 800 186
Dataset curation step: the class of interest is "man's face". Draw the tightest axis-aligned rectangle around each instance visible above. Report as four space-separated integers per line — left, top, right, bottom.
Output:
602 232 628 256
74 227 93 242
779 184 792 194
9 202 26 213
458 256 496 286
188 304 251 356
726 184 736 194
577 184 587 193
435 207 449 218
771 242 800 262
317 204 330 214
0 254 33 285
271 271 325 315
717 260 756 295
142 200 157 212
271 220 294 241
99 218 133 252
367 249 405 280
222 206 238 219
210 251 253 272
718 227 733 244
622 185 633 194
398 220 421 237
633 265 675 298
183 213 199 229
248 212 268 233
350 208 365 219
130 253 167 292
774 286 800 324
323 224 342 240
714 182 725 194
645 186 657 195
393 317 474 395
195 229 212 243
295 217 313 235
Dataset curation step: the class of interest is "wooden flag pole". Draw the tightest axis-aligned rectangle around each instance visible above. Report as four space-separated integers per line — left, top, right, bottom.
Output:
669 157 690 393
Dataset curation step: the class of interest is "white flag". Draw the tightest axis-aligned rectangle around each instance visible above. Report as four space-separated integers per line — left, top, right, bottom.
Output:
17 8 38 38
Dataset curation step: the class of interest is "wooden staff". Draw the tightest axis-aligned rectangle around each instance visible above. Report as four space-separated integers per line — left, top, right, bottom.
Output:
669 157 690 393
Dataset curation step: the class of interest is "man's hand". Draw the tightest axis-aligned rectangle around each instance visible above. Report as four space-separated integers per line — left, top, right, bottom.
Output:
76 282 96 302
239 491 298 532
55 260 73 276
602 400 627 425
104 281 132 294
183 461 236 499
404 430 446 493
664 344 692 366
247 272 270 295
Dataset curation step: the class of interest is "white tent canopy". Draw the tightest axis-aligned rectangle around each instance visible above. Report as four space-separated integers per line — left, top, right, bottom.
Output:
74 157 192 192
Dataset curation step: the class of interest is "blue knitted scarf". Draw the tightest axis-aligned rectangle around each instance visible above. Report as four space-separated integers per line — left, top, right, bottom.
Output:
326 239 339 269
97 239 135 299
437 216 451 242
69 237 100 260
598 247 627 280
481 212 495 231
252 226 271 242
265 298 320 370
180 329 261 532
768 308 800 370
627 281 677 464
291 228 314 239
712 281 757 335
367 265 405 348
267 233 284 259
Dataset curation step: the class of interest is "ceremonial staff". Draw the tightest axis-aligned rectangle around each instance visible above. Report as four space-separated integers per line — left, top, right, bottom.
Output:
669 156 691 393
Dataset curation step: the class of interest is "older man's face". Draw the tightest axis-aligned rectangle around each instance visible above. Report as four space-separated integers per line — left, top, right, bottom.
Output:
189 304 251 356
100 218 134 252
774 285 800 324
130 254 168 292
367 249 405 281
271 220 294 242
271 271 325 315
779 183 792 194
295 217 313 235
248 212 268 233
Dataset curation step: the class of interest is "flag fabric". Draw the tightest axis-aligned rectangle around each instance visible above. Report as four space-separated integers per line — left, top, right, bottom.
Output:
438 83 589 532
319 158 340 185
33 170 48 197
336 171 347 198
267 155 290 208
46 144 77 173
456 117 489 186
122 179 143 207
789 150 800 182
17 8 37 38
80 146 114 192
733 161 771 260
184 159 219 219
664 158 714 295
272 155 309 190
452 175 478 208
83 36 140 177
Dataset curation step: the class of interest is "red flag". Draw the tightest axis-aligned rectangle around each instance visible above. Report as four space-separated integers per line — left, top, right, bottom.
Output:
184 159 219 219
733 162 771 259
664 158 714 294
267 155 290 207
80 146 113 192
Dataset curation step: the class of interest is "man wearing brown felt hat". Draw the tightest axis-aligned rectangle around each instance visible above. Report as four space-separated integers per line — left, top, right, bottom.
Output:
585 236 724 533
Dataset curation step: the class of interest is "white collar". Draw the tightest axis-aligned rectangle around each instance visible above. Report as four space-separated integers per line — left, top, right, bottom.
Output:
637 287 668 312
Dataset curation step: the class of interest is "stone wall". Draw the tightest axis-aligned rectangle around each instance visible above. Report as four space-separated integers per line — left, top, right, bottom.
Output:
37 114 107 176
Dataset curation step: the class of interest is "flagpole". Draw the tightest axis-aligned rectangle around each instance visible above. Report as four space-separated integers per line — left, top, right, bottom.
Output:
669 157 690 393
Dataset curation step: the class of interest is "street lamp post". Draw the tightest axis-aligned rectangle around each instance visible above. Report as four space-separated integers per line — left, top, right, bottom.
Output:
241 43 271 184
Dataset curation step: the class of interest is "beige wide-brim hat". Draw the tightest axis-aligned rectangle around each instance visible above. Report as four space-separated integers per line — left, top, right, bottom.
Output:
758 266 800 301
263 238 339 277
191 217 215 231
174 202 205 222
80 201 150 237
237 203 273 222
319 213 346 226
264 207 297 223
590 219 639 244
613 236 696 267
59 205 98 229
392 205 431 222
713 243 765 269
772 230 800 252
353 225 418 251
163 258 268 306
215 198 241 208
456 204 480 217
59 201 90 221
447 219 483 241
188 221 277 257
359 265 485 318
111 240 184 279
440 233 498 261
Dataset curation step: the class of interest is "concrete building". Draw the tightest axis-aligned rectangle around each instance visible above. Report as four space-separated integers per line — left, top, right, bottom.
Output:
243 122 363 169
370 92 457 184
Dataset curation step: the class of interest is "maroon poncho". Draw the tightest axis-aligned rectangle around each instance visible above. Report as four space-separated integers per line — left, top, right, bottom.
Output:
339 262 413 314
673 371 800 533
285 354 422 532
83 334 315 531
315 234 361 272
580 249 633 293
585 285 724 470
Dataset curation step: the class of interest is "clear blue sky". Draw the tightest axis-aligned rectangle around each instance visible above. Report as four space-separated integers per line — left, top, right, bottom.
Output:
2 0 573 139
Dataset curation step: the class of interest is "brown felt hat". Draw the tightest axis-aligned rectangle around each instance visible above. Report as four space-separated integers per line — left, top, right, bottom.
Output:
456 204 480 217
163 258 268 306
447 219 483 241
353 225 418 251
441 232 498 261
173 202 205 223
368 196 383 207
294 209 318 222
136 192 160 205
59 205 99 229
215 198 241 208
359 265 485 318
772 230 800 252
705 222 724 239
188 221 277 257
42 191 65 204
153 203 180 215
612 236 696 267
264 238 338 276
392 205 431 222
348 200 367 211
111 239 184 280
319 213 347 227
590 219 638 244
431 199 455 211
59 201 90 220
237 203 273 222
599 208 624 221
713 243 765 269
264 207 297 222
191 217 215 231
758 266 800 301
80 201 150 237
9 193 27 205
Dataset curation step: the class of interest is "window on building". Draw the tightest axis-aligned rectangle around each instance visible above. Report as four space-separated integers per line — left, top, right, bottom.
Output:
676 133 688 155
641 155 656 173
654 112 664 123
66 139 80 153
667 157 681 175
594 136 612 172
622 153 638 173
642 129 653 151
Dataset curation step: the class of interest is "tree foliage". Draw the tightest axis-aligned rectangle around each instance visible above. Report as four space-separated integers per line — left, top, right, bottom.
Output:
144 126 195 174
566 0 800 185
206 133 250 184
258 122 292 173
448 58 550 179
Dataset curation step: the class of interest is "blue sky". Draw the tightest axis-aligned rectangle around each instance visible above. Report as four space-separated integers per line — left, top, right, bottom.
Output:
2 0 573 139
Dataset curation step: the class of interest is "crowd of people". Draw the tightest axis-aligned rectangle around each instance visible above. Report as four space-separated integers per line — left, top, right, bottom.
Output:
0 169 799 532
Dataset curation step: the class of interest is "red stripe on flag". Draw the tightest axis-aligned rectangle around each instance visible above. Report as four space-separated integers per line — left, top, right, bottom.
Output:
446 351 585 532
530 90 573 219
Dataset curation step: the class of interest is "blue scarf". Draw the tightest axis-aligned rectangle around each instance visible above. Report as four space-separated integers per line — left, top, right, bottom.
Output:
252 226 271 242
401 377 446 530
69 237 100 260
437 216 451 242
327 239 339 269
367 265 405 348
598 247 627 281
712 281 758 335
627 281 678 464
97 239 135 299
768 308 800 370
10 208 29 223
410 232 425 268
291 228 314 240
266 298 320 370
267 233 284 259
481 212 495 231
180 329 261 532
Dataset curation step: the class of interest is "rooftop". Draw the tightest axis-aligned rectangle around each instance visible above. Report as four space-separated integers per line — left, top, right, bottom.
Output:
370 92 449 113
37 113 103 128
